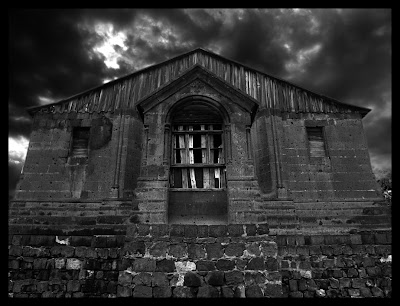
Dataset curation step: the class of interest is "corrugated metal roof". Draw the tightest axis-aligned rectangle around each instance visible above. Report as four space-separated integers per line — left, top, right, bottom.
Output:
27 47 371 117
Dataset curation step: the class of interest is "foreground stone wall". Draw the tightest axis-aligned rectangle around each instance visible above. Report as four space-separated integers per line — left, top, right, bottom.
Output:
8 223 391 298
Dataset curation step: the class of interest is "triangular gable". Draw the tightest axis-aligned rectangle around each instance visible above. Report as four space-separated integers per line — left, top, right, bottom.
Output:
27 47 371 118
136 64 259 121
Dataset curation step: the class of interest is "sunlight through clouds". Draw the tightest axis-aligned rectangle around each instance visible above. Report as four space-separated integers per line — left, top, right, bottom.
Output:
9 136 29 164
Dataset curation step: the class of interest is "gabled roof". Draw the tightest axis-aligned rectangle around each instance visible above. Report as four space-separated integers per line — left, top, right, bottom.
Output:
136 64 259 119
27 47 371 117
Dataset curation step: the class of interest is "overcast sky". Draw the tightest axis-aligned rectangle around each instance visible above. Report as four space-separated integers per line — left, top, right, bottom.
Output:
8 8 391 196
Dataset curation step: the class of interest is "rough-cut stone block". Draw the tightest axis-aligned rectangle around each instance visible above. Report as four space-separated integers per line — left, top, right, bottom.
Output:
329 278 339 289
225 243 245 257
347 268 359 278
245 224 257 236
360 233 375 244
152 286 172 298
172 286 195 298
170 225 185 237
9 246 23 257
245 242 261 256
117 285 131 297
124 241 145 256
118 272 133 286
137 224 150 236
221 286 234 297
260 242 277 257
156 259 175 272
371 286 384 297
246 257 265 270
289 279 298 292
197 285 220 297
227 224 244 237
208 225 227 238
246 285 263 297
310 235 325 245
205 243 223 259
169 243 187 258
350 234 362 245
363 257 375 267
107 281 117 294
151 272 168 287
132 285 152 297
359 287 372 297
257 223 269 235
132 272 152 286
66 258 82 270
351 278 366 289
70 236 92 247
91 236 107 248
206 271 224 286
96 248 109 259
264 283 282 297
188 244 206 259
184 272 202 287
216 259 235 271
149 241 168 258
265 257 278 271
184 225 198 237
196 225 209 237
196 260 216 271
132 258 156 272
224 271 243 285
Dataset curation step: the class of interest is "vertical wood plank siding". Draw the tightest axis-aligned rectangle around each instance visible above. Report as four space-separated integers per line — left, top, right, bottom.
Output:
39 50 353 115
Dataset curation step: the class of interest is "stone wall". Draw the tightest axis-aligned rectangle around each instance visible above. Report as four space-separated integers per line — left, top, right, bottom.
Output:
280 112 380 201
8 223 391 298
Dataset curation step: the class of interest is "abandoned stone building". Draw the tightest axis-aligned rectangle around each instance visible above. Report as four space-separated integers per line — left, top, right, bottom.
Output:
9 48 391 298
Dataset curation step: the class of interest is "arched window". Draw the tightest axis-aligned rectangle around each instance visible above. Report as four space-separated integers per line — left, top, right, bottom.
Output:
168 100 228 224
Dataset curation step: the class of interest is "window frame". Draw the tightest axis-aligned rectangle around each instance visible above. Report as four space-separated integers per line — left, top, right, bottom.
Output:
169 123 226 190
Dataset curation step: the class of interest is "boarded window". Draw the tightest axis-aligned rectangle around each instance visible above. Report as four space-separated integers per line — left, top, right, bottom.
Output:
170 124 225 189
71 127 90 158
307 127 326 157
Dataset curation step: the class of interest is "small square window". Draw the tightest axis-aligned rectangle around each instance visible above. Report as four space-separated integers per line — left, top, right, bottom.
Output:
307 126 326 158
70 127 90 159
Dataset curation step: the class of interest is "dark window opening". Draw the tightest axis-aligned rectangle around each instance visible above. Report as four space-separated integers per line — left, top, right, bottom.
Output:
170 124 225 189
307 126 326 158
70 127 90 159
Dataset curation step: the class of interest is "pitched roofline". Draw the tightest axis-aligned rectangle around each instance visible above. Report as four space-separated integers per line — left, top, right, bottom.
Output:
27 47 371 116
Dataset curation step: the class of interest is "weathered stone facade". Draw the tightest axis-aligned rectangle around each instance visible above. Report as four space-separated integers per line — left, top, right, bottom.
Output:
9 48 391 298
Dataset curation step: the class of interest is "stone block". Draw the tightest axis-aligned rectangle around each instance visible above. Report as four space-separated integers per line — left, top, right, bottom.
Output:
156 259 175 272
246 257 265 270
132 272 152 286
225 243 245 257
197 285 220 297
151 272 168 287
172 286 195 298
256 223 269 235
149 241 168 258
137 224 150 236
246 285 264 297
152 286 172 298
236 258 248 270
184 225 198 237
91 236 107 248
309 245 322 255
363 257 375 267
66 258 82 270
350 234 362 245
124 241 146 257
117 285 131 297
9 246 23 257
289 279 298 292
224 271 243 285
107 281 117 294
184 272 201 287
245 224 257 236
168 243 187 258
329 278 339 289
118 272 132 286
208 225 227 237
187 244 206 259
360 233 375 244
206 271 224 286
170 225 185 237
227 224 244 237
371 286 384 297
348 288 360 298
359 287 372 297
132 285 152 297
196 260 216 271
245 242 261 256
97 248 109 259
310 235 324 245
221 286 234 297
321 245 334 256
70 236 92 247
351 278 366 289
261 242 277 257
347 268 359 278
205 243 223 259
264 283 282 297
266 257 278 271
196 225 209 237
216 259 235 271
